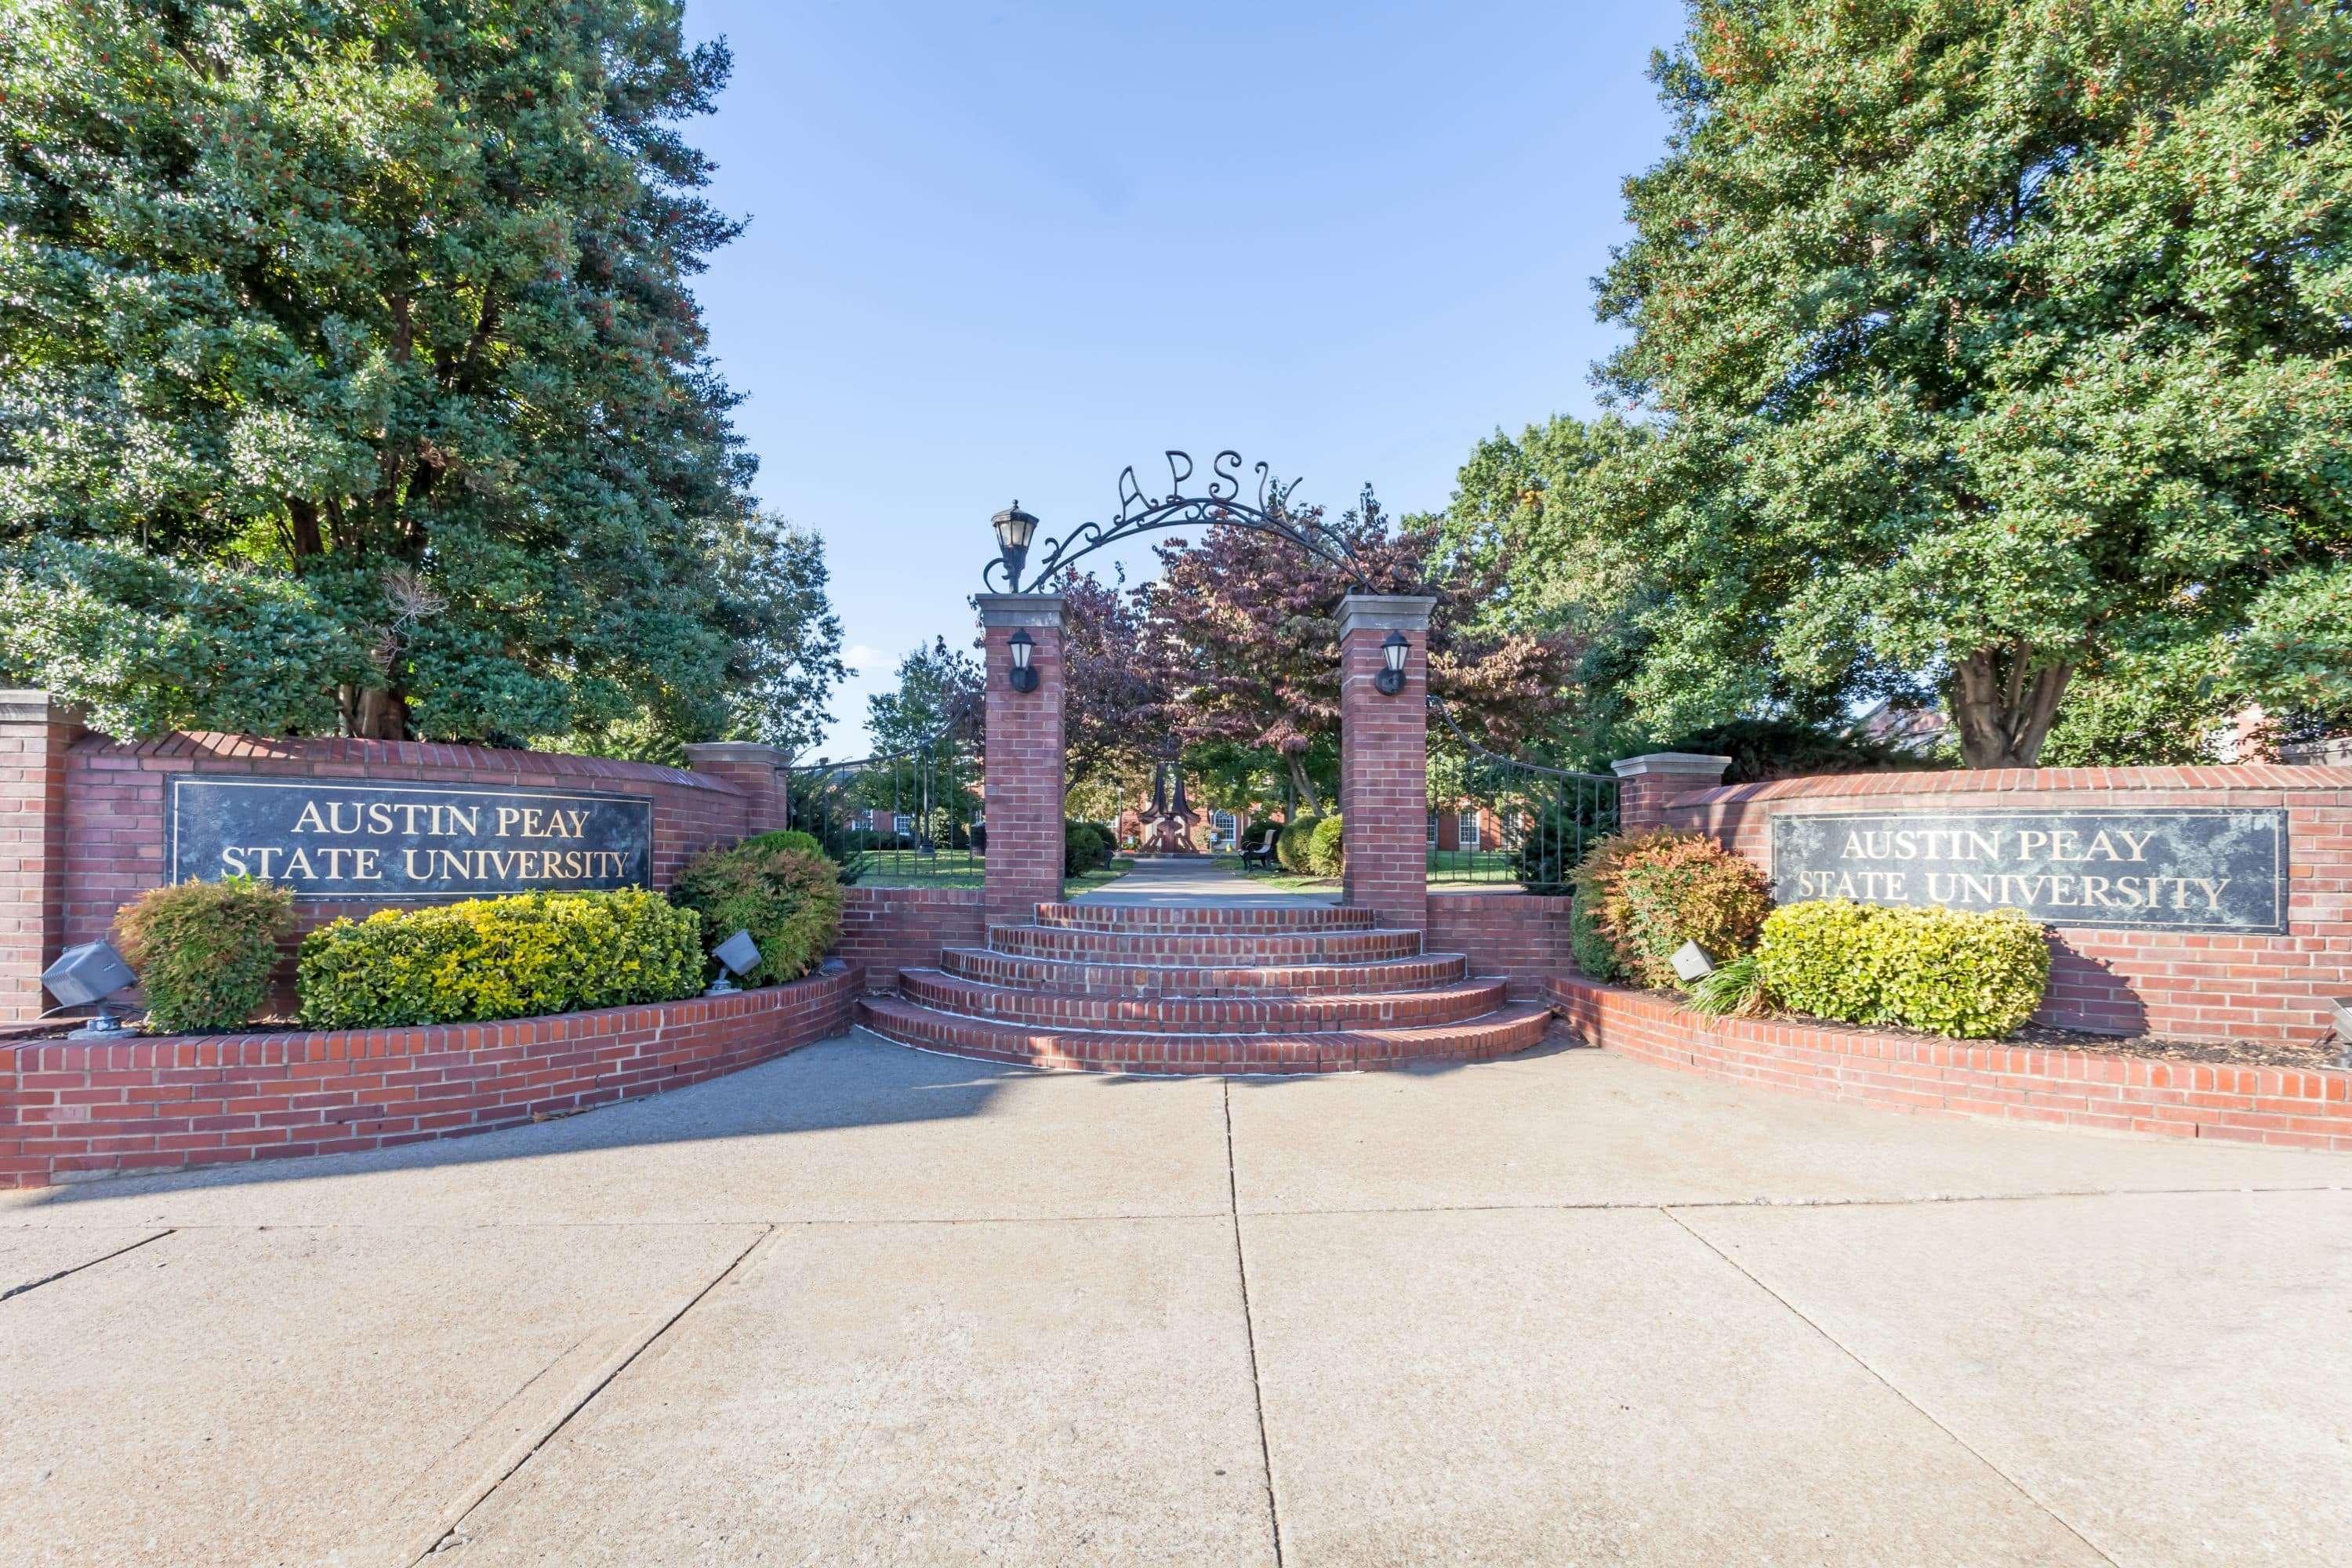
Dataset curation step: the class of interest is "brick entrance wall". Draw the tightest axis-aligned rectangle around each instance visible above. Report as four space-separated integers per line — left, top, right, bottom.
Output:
2 707 792 1025
1650 764 2352 1047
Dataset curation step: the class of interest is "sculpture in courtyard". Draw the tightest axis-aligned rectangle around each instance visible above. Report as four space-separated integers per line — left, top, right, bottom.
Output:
1139 759 1200 855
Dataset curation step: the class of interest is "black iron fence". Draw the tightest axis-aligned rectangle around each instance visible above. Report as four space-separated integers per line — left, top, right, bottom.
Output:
1426 700 1618 890
786 723 984 887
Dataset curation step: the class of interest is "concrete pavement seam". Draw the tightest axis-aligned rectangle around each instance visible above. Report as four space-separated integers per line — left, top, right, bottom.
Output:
1225 1078 1287 1568
405 1223 777 1566
1660 1205 2126 1568
0 1227 174 1302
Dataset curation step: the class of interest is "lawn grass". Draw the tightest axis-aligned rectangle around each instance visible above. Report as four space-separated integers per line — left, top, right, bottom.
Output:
851 851 1138 895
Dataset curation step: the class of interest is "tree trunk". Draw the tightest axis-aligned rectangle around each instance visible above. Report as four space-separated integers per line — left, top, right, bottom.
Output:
348 684 410 742
1951 646 2074 768
1287 752 1323 815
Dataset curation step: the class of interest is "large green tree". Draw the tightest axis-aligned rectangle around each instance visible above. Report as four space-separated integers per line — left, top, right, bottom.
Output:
0 0 837 746
1585 0 2352 767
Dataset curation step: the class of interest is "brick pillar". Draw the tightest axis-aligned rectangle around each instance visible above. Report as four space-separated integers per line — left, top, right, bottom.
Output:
1610 752 1732 833
682 742 792 835
0 691 85 1023
1338 595 1437 931
977 594 1067 927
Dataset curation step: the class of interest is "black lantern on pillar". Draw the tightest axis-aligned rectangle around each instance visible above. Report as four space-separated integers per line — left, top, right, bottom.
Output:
1006 628 1039 693
1374 630 1410 695
991 500 1039 594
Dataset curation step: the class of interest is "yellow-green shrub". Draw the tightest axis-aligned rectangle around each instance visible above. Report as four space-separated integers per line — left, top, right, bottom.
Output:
114 877 295 1033
668 836 844 985
296 888 702 1029
1573 829 1770 990
1756 900 2051 1039
1307 815 1345 876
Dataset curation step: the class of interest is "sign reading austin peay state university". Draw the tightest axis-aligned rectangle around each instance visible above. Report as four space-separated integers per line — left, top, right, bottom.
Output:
1770 808 2289 935
169 779 653 900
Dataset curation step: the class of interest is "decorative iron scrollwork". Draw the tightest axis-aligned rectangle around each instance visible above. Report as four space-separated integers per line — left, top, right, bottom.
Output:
982 448 1375 595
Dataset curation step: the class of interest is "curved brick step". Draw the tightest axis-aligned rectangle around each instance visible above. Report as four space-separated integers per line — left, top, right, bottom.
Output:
1032 902 1376 933
900 968 1510 1034
857 994 1555 1075
938 947 1472 997
989 924 1424 964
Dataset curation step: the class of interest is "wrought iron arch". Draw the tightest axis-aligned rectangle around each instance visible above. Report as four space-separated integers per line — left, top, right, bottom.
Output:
982 448 1378 595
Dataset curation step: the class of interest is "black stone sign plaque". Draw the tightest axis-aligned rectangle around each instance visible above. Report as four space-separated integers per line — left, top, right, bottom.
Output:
169 779 653 900
1769 808 2288 934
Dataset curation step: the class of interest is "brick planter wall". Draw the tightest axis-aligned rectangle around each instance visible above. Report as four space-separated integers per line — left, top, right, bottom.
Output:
1653 765 2352 1047
836 885 986 991
1426 891 1576 999
0 964 858 1189
1551 974 2352 1152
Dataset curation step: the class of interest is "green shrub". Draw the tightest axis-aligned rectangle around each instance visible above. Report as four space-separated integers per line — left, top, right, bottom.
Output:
1063 818 1112 874
1757 900 2050 1040
298 888 702 1029
1570 891 1622 982
1276 815 1323 874
1307 815 1345 876
114 877 294 1033
670 836 846 985
1572 829 1769 990
1514 795 1617 892
747 828 825 858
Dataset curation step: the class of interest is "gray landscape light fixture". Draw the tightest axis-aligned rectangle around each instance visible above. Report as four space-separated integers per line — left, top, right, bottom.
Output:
41 939 140 1040
1005 628 1039 693
2329 996 2352 1069
1374 630 1410 695
706 928 762 996
1670 940 1716 984
991 499 1039 593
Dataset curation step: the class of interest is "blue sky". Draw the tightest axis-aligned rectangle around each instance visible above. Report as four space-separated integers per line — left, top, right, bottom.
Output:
678 1 1690 757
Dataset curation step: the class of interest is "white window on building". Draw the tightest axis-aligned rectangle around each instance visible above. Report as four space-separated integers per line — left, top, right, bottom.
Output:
1457 810 1481 852
1426 810 1439 847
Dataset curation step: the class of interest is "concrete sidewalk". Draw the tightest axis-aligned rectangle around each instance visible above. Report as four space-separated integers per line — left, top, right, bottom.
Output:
2 1033 2347 1566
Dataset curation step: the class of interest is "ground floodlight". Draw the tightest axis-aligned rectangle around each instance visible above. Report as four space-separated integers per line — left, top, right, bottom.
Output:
1670 941 1716 984
42 939 141 1040
707 928 763 995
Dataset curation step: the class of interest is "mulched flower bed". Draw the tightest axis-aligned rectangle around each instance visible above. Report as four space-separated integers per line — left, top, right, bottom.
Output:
2004 1021 2347 1072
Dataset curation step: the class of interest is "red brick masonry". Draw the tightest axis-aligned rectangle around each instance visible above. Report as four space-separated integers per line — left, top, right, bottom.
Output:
1654 764 2352 1047
1551 974 2352 1153
836 885 986 992
0 965 858 1189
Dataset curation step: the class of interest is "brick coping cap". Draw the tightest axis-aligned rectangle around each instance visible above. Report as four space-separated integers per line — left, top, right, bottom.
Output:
68 731 734 793
1611 751 1733 779
1335 594 1438 637
973 593 1069 628
1677 762 2352 804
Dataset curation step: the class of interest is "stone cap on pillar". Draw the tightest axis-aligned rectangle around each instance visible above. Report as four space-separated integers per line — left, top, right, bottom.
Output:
1336 594 1438 637
1610 752 1733 783
974 593 1068 630
682 741 790 768
0 689 87 728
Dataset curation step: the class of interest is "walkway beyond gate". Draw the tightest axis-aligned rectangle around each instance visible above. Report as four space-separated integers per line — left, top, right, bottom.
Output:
1072 855 1336 908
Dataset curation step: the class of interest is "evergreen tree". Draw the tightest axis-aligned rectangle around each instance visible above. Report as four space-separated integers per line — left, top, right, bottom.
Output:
0 0 837 745
1589 0 2352 766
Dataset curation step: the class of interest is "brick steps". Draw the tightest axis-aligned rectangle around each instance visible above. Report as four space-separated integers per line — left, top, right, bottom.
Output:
900 968 1509 1033
860 898 1550 1076
938 946 1472 997
857 994 1554 1075
1031 902 1377 932
987 924 1425 964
